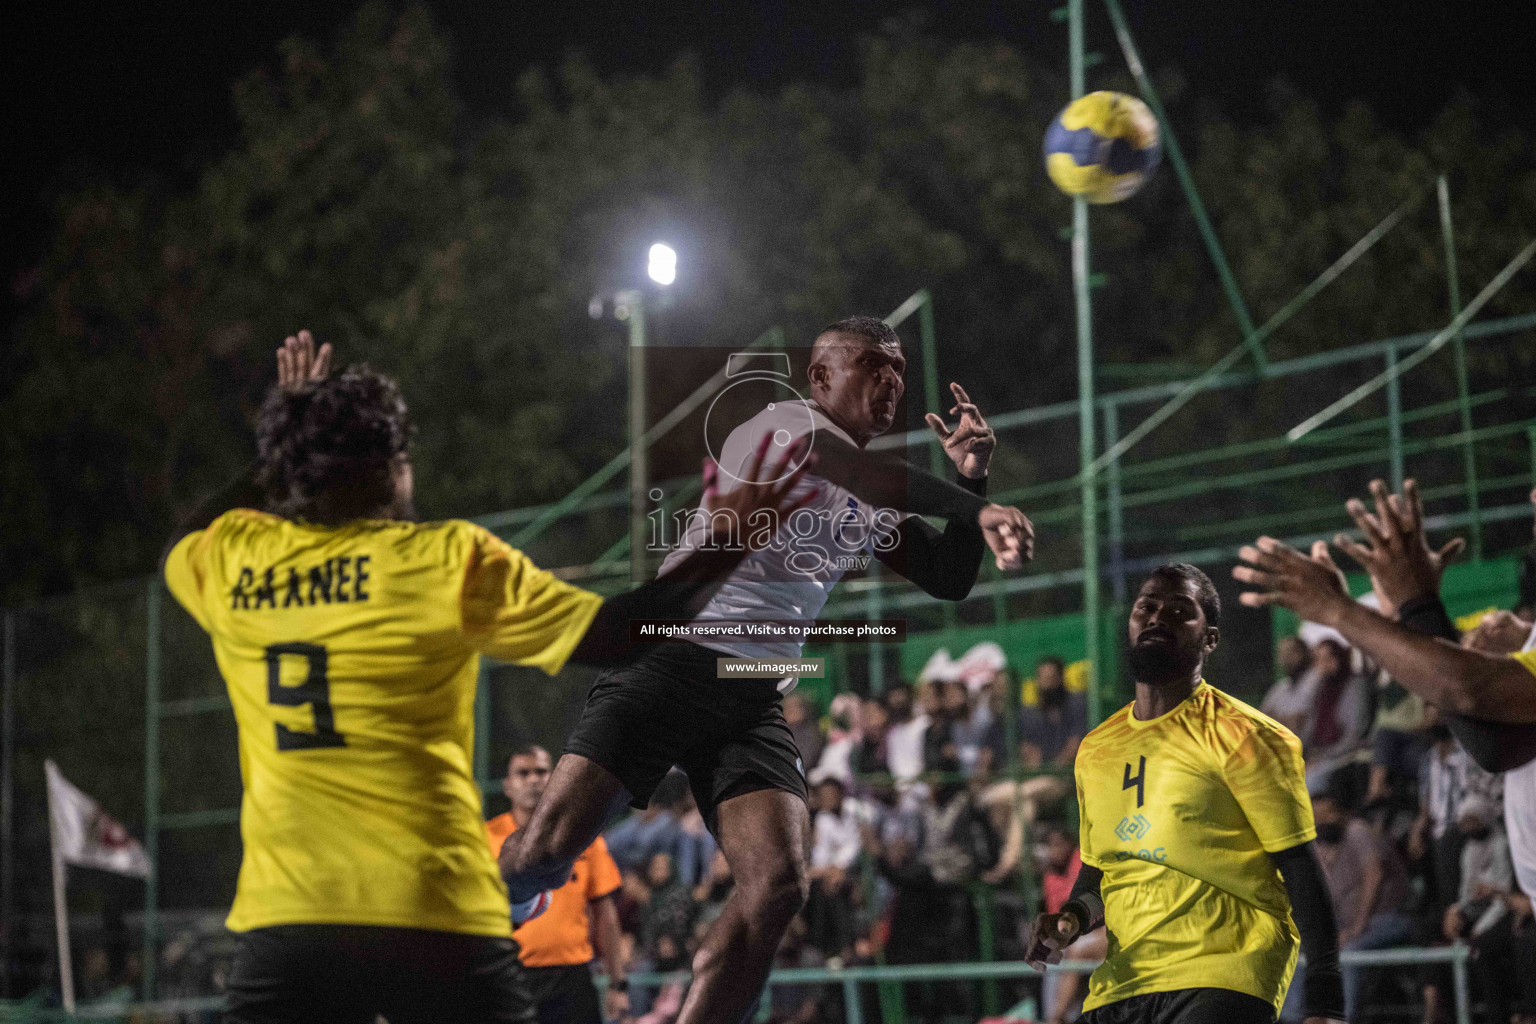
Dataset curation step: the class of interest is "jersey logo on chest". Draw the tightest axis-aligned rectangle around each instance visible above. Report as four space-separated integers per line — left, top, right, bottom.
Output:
1114 814 1151 841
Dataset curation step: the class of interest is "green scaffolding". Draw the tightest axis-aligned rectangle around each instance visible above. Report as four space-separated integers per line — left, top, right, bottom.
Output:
3 0 1535 1010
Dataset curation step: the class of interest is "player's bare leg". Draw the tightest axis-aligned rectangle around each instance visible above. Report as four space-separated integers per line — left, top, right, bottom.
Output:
498 753 627 901
675 788 811 1024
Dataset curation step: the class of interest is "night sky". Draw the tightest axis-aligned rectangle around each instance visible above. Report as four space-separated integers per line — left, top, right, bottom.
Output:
7 0 1533 292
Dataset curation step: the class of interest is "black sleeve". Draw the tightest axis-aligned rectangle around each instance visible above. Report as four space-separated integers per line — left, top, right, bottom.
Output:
1444 710 1536 773
810 431 989 524
567 547 745 668
1396 594 1536 772
1271 841 1345 1021
872 474 987 600
1061 862 1105 932
161 461 265 565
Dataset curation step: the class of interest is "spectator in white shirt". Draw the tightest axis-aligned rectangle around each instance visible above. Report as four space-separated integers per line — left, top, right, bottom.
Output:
1444 796 1514 942
885 682 934 782
806 775 876 958
1261 635 1320 737
811 694 862 785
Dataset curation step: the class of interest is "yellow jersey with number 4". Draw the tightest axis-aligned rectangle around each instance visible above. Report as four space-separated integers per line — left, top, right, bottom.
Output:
1074 681 1314 1015
164 509 602 937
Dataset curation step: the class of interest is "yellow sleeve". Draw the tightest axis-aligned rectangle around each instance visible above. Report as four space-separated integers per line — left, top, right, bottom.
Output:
163 529 216 632
1075 762 1102 868
1223 720 1316 852
1513 650 1536 676
460 529 603 675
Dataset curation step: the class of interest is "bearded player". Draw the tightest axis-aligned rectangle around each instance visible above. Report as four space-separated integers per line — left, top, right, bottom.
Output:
1024 564 1345 1024
501 315 1035 1024
163 331 810 1024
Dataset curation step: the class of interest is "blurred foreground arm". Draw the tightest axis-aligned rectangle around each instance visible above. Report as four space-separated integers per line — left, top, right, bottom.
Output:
1327 478 1536 766
1234 534 1536 724
569 438 817 667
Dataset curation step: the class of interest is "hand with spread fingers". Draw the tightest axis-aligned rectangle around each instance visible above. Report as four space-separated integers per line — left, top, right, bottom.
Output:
1232 536 1357 627
924 381 997 480
276 329 334 393
1332 478 1464 618
701 434 819 551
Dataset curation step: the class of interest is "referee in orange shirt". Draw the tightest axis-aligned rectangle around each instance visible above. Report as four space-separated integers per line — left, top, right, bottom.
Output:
488 746 629 1024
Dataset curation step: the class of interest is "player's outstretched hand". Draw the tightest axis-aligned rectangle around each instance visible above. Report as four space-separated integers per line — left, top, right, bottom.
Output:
1332 478 1464 618
276 329 334 393
701 434 819 551
978 504 1034 570
1233 536 1357 627
1022 910 1080 971
925 381 996 480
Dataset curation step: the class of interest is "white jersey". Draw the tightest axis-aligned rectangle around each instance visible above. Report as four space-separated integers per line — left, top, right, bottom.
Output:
656 399 906 662
1508 623 1536 898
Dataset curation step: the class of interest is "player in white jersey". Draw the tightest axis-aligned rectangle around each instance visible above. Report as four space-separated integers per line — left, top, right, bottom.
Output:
500 315 1035 1024
1234 480 1536 903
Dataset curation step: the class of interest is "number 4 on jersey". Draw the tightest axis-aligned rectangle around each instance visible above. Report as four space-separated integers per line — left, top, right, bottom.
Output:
1123 755 1146 808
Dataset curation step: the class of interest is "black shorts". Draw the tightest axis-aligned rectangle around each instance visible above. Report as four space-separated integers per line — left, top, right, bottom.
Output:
563 641 809 832
224 924 534 1024
522 962 601 1024
1080 988 1275 1024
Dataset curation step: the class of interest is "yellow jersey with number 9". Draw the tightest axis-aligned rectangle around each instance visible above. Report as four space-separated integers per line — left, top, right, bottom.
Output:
1074 681 1314 1015
163 509 602 937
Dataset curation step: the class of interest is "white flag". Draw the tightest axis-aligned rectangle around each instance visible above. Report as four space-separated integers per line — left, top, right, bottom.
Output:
45 760 150 878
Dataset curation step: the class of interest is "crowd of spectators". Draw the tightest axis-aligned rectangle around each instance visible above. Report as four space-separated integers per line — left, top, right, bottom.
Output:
600 499 1536 1024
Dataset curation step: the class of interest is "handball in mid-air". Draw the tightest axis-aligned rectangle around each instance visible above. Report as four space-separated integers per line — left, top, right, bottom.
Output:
1043 90 1161 204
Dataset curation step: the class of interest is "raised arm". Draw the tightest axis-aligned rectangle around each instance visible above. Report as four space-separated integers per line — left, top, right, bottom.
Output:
1329 479 1536 767
163 331 333 557
871 384 1013 594
1235 535 1536 723
873 473 988 599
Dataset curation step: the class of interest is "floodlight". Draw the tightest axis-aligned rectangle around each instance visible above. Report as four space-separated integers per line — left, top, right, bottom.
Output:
647 243 677 286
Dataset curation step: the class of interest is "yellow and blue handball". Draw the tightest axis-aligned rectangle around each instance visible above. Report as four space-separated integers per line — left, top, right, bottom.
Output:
1043 91 1161 204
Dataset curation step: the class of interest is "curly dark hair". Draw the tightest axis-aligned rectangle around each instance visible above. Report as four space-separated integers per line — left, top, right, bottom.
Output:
255 364 414 524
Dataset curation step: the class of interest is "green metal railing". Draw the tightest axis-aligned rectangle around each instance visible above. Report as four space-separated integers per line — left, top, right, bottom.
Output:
0 946 1475 1024
126 287 1536 1004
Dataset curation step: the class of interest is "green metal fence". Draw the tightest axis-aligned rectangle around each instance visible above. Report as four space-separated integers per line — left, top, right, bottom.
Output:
0 947 1477 1024
1 290 1531 1002
4 0 1535 1006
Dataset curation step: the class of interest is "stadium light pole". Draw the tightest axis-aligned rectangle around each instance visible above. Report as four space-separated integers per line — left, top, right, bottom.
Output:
1069 0 1103 726
614 243 676 583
